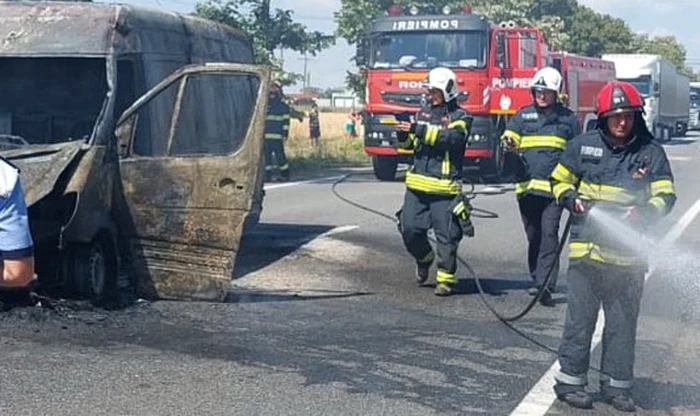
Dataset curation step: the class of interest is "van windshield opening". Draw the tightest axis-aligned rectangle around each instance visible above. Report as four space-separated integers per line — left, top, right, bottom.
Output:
0 57 107 146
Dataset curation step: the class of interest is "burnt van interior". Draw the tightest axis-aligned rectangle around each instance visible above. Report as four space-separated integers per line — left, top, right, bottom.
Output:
0 57 109 145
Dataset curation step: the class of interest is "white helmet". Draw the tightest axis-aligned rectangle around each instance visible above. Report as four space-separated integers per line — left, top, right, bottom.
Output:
530 67 562 93
423 67 459 102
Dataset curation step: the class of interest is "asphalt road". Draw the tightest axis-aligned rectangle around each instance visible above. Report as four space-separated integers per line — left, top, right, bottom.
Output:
2 134 700 415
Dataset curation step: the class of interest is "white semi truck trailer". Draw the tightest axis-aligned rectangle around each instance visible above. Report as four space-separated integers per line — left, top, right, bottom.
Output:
602 54 690 140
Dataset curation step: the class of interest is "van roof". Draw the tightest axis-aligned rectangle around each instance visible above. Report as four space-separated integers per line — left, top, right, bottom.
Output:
0 1 253 58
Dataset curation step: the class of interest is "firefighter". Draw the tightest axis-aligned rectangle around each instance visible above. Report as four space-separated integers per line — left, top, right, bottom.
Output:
394 67 473 297
264 82 291 182
550 81 676 412
501 66 580 306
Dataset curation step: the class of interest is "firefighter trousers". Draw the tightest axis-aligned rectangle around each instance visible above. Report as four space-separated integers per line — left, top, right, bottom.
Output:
518 194 563 291
555 260 645 393
399 189 463 285
264 139 289 173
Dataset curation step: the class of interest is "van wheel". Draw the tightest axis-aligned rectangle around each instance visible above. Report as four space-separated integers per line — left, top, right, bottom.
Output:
373 155 397 181
69 233 118 307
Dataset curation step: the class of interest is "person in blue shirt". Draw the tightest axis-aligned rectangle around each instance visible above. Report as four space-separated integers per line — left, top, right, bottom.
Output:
0 158 35 289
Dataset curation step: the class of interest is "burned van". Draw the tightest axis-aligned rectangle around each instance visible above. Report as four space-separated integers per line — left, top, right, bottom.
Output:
0 2 269 303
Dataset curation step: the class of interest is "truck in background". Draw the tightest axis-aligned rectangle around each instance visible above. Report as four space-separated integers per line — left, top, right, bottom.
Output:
689 82 700 130
550 52 617 133
602 54 690 140
355 3 616 181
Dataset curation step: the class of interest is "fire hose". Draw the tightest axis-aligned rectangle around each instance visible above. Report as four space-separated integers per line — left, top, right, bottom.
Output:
330 170 577 357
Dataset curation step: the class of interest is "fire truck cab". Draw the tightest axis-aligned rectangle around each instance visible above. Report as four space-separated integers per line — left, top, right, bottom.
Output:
356 4 615 181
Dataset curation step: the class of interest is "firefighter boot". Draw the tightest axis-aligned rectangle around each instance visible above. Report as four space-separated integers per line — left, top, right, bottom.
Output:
602 385 636 412
434 283 453 296
415 252 434 286
539 288 555 307
416 262 430 286
554 384 593 410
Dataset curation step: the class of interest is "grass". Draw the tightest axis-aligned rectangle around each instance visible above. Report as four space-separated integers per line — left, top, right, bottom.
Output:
285 110 371 175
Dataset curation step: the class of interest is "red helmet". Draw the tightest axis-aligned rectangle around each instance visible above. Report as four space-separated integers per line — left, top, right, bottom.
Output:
595 81 644 118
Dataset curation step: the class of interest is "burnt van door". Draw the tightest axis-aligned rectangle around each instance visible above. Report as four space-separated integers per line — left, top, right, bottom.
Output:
114 63 270 302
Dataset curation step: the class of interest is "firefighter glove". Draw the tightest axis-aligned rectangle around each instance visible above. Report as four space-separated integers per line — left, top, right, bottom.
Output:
412 122 425 139
561 193 589 216
450 196 474 238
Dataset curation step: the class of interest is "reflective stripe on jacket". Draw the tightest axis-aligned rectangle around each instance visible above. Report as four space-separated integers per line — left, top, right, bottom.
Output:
397 102 472 196
502 103 580 198
265 99 291 140
550 127 676 266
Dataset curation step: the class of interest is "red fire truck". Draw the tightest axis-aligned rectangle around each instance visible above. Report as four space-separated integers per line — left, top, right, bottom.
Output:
355 3 617 181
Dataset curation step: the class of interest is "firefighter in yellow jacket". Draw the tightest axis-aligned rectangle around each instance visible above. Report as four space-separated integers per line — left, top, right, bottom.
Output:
550 81 676 412
264 82 291 182
394 67 473 297
501 67 580 306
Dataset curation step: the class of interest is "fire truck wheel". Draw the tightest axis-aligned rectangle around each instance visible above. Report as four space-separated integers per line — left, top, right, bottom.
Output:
483 141 505 180
373 155 398 181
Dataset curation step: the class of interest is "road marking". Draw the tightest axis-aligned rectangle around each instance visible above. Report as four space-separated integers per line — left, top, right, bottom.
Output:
264 175 348 190
510 197 700 416
668 156 693 161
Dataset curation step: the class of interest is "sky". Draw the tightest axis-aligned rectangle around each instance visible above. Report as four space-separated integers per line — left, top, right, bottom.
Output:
99 0 700 91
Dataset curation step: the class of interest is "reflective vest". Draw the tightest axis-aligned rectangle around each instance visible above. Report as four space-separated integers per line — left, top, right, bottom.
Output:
397 102 471 196
501 103 580 198
265 99 291 140
550 128 676 266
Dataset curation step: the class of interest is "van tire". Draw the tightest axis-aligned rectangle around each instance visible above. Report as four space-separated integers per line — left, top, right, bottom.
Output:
68 232 118 307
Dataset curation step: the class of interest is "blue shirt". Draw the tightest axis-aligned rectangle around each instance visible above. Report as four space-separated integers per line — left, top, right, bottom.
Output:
0 159 33 259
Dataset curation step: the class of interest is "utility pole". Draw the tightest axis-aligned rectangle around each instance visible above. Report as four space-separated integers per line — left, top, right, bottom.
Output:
261 0 271 52
299 54 315 90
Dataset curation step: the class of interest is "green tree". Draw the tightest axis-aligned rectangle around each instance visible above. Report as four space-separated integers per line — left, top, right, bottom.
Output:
563 5 636 57
632 33 687 70
194 0 335 86
688 69 700 82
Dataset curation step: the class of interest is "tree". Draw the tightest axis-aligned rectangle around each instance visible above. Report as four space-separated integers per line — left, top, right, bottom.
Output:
194 0 335 86
564 5 636 57
633 33 687 70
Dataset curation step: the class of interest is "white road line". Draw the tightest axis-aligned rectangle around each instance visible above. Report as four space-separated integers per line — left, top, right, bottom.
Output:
510 197 700 416
264 175 348 190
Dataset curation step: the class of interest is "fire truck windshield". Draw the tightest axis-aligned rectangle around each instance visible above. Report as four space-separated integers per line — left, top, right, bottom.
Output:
368 30 487 69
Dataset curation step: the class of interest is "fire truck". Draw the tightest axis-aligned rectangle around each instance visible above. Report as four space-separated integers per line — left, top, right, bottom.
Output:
355 3 617 181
